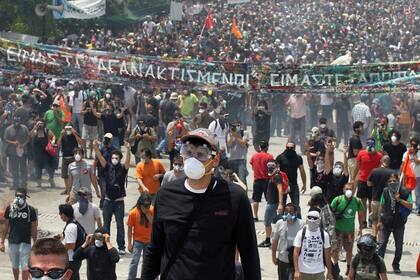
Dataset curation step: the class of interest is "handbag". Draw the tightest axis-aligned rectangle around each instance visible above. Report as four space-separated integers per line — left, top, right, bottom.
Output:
45 138 57 157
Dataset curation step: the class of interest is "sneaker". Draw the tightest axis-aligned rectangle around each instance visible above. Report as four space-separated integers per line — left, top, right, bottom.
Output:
258 240 271 248
393 267 401 274
118 249 126 255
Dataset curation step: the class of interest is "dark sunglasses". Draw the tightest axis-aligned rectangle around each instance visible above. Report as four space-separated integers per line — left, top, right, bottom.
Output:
307 216 319 220
286 146 295 150
29 267 66 279
388 180 398 183
15 194 26 199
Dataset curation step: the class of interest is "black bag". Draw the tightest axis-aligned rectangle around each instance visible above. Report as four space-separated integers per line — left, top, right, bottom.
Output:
63 220 86 250
333 195 352 221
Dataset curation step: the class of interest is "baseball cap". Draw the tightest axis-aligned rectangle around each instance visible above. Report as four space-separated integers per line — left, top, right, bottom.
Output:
104 133 113 139
310 186 323 197
15 188 30 198
181 128 219 152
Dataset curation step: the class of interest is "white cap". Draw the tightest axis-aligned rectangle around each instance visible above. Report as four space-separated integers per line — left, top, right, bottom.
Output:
310 186 323 197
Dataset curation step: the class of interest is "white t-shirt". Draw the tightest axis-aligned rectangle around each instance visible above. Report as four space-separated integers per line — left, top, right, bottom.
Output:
68 90 84 114
208 119 227 151
73 203 101 235
63 223 78 261
293 226 330 274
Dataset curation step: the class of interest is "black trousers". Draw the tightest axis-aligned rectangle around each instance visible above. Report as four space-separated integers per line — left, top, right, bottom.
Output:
69 260 82 280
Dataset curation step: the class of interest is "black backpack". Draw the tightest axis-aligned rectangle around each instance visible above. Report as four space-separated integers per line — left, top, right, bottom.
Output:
63 220 86 250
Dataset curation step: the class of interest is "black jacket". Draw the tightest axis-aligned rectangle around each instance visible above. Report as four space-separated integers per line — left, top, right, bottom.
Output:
140 177 261 280
73 244 119 280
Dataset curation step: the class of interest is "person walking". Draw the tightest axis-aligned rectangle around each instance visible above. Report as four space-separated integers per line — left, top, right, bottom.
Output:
140 128 261 279
161 156 186 185
250 140 274 221
72 188 102 235
4 115 29 189
73 227 120 280
402 137 420 214
276 141 307 208
0 188 37 280
293 207 333 280
271 203 304 280
94 140 131 255
127 193 154 279
347 234 388 280
377 174 413 274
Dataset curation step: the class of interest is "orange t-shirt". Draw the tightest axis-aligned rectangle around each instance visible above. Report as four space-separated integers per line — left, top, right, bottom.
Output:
127 207 154 243
135 159 166 194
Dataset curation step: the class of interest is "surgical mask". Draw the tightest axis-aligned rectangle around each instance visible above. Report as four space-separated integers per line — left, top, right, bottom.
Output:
345 189 353 198
391 135 397 143
183 157 209 180
306 218 321 231
316 160 325 173
111 158 119 165
320 124 327 129
74 154 82 162
65 130 72 135
94 240 104 247
199 109 205 114
332 166 343 177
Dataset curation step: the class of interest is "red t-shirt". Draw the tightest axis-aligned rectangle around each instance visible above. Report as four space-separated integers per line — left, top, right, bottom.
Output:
250 151 274 180
356 150 382 182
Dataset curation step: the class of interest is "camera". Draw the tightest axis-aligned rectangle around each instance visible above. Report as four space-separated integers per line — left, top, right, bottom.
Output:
93 232 104 241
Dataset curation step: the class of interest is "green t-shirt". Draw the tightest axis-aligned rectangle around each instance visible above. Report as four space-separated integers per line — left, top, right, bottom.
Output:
181 94 198 118
331 196 364 233
44 109 65 139
380 193 413 205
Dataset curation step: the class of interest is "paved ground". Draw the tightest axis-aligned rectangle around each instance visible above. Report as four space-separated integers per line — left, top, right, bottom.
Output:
0 135 419 279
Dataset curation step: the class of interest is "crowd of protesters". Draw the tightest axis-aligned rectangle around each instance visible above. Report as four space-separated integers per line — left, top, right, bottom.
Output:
0 0 419 279
52 0 420 65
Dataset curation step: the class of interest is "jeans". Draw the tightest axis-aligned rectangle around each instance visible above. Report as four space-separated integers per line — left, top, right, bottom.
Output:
156 138 168 154
290 117 306 154
230 159 248 187
128 241 147 279
71 113 84 135
282 185 301 218
98 176 106 209
34 158 54 180
8 154 27 189
103 200 125 250
321 105 333 123
416 177 420 211
277 259 293 280
336 120 350 147
378 225 404 268
9 243 31 269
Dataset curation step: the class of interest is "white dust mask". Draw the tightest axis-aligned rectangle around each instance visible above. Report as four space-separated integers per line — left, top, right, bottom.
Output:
184 157 206 180
345 189 353 198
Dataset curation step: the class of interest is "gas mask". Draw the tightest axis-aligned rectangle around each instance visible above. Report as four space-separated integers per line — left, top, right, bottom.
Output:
267 162 277 176
282 212 297 222
14 196 25 207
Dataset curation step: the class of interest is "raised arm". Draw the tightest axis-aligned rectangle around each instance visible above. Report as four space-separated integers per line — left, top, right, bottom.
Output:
93 140 107 168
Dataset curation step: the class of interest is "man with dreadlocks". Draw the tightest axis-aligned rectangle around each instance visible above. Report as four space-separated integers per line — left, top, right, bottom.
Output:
127 193 154 280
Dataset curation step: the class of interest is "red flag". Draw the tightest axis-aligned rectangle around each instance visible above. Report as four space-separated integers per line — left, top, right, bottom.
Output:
402 153 417 190
204 12 214 30
231 17 242 39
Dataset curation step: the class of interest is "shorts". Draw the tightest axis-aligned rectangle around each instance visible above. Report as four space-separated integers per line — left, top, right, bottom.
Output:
264 203 279 226
61 157 75 179
357 181 372 200
252 179 269 203
301 272 325 280
9 243 31 270
336 231 354 252
347 158 359 182
68 190 93 205
82 125 98 141
370 200 380 223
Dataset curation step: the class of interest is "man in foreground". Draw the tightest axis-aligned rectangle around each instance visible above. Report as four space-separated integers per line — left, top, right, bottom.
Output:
141 128 261 279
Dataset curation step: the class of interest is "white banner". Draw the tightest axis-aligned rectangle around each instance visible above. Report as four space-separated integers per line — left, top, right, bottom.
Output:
227 0 250 4
169 1 183 21
52 0 106 19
